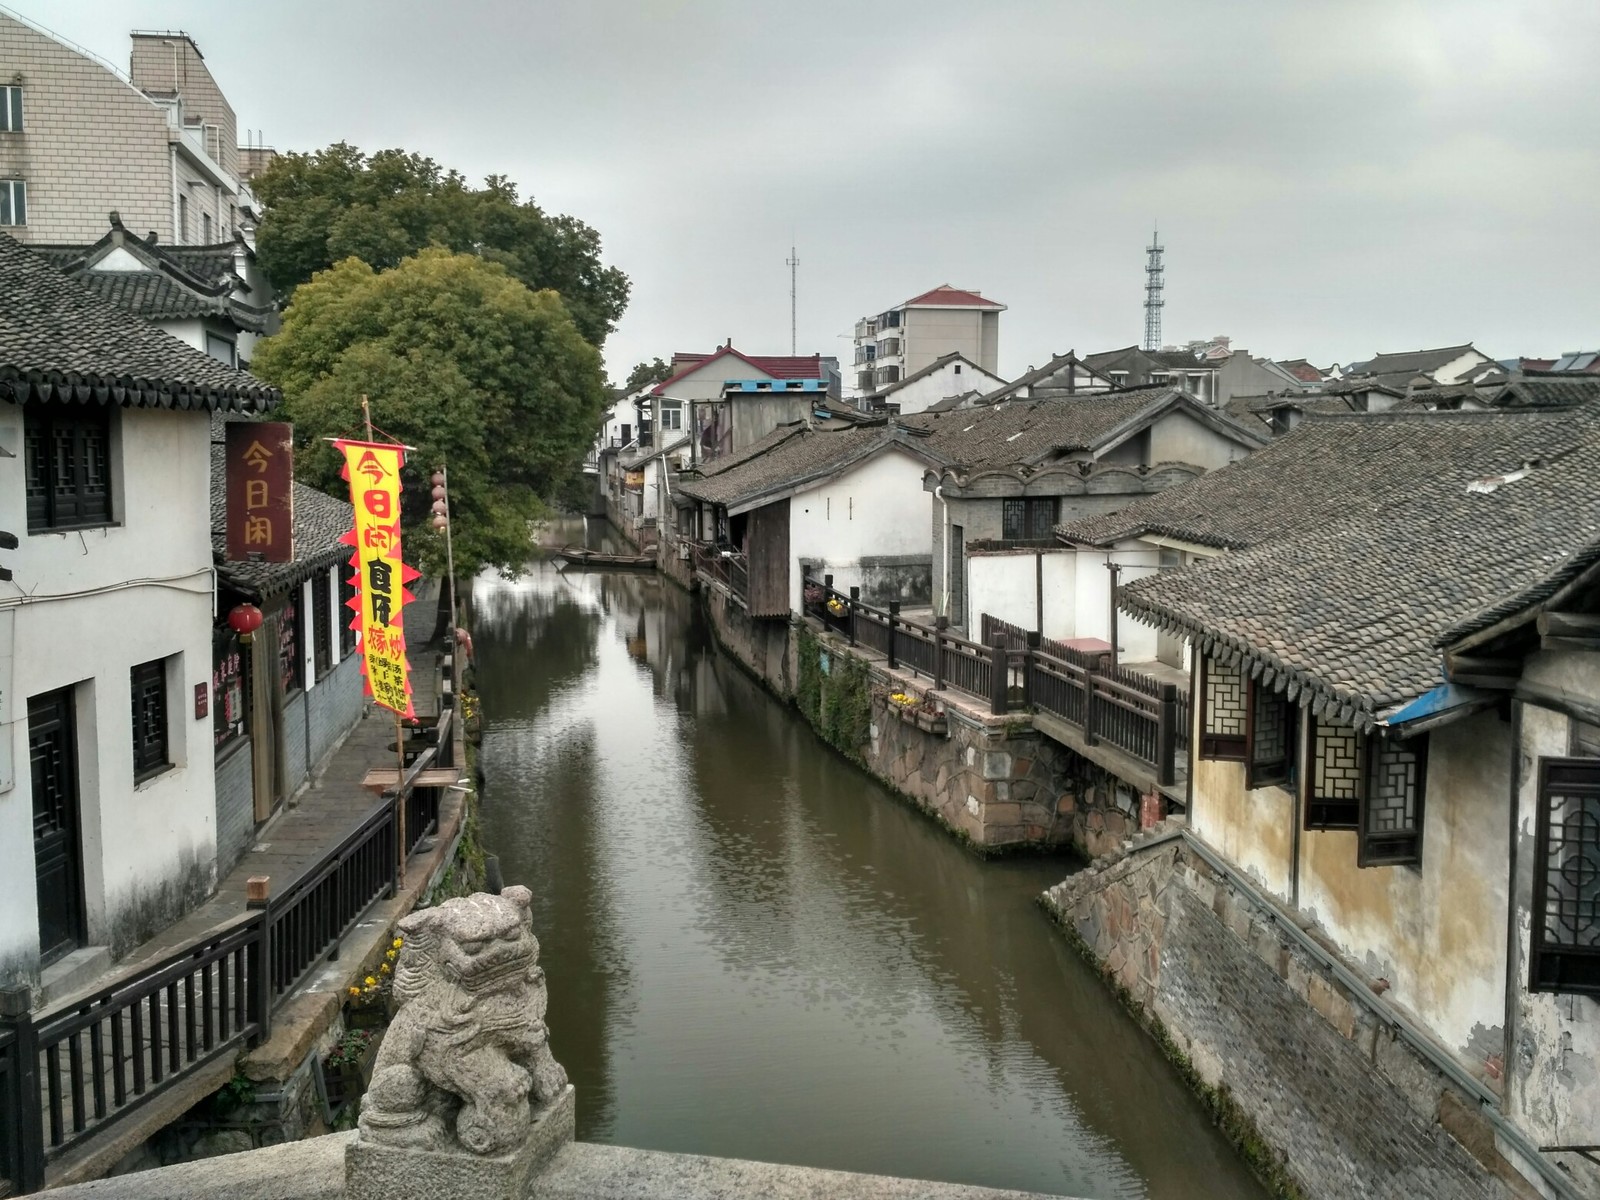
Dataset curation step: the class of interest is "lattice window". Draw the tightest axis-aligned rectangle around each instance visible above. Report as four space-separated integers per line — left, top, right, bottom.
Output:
130 659 169 781
280 596 302 695
25 405 112 532
1200 656 1247 760
1531 758 1600 994
312 569 332 680
1247 679 1296 789
1306 719 1362 829
1358 734 1427 866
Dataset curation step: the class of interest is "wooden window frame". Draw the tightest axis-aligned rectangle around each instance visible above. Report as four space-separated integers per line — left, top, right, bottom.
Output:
1357 733 1427 868
1304 717 1362 830
312 569 333 680
280 595 302 696
1245 676 1296 790
1198 655 1247 761
338 570 358 658
1530 757 1600 995
25 404 113 532
130 658 170 782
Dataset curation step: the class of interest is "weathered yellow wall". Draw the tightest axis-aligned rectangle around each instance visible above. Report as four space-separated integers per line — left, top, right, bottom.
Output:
1191 756 1295 899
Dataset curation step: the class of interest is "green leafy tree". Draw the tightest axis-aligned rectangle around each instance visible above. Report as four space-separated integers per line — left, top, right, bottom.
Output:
621 357 673 394
252 144 630 347
251 248 606 577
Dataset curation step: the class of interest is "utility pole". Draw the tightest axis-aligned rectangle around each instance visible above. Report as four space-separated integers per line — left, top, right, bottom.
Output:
1143 225 1164 352
786 244 799 356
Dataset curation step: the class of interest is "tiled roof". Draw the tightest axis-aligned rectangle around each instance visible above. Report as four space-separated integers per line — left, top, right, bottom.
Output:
1493 376 1600 409
1344 344 1482 377
73 271 272 332
677 424 940 510
651 346 825 395
901 285 1003 309
210 418 354 598
1276 359 1325 383
976 352 1114 404
900 387 1262 471
870 351 988 397
0 234 277 413
1115 406 1600 726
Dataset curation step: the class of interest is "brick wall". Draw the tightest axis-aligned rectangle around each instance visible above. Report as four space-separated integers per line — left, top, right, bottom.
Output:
282 689 308 798
213 737 255 877
1046 839 1529 1200
129 33 237 178
0 14 174 243
306 654 363 772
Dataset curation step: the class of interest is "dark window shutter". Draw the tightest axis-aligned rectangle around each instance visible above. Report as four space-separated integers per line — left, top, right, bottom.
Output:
312 570 332 679
25 406 112 532
1530 757 1600 994
1358 734 1427 866
130 659 168 780
1002 499 1025 540
1246 677 1294 789
1199 655 1247 760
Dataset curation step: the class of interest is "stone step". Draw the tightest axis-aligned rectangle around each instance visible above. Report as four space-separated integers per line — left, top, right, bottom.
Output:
39 946 114 1010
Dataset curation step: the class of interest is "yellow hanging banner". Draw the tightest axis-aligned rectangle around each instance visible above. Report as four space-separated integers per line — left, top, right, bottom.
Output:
335 439 417 718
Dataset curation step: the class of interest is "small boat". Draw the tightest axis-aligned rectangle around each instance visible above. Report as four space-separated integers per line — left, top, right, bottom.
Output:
551 544 657 571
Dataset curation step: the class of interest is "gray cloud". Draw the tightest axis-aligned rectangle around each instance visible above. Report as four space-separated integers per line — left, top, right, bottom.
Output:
28 0 1600 379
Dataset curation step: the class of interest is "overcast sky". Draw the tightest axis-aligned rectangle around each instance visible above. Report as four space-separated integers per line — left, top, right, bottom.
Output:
21 0 1600 382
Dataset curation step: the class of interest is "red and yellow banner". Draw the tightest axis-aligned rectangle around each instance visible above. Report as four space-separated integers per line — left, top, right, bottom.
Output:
335 440 420 718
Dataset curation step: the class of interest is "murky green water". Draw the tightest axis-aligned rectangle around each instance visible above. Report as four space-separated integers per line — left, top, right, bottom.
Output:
471 518 1264 1199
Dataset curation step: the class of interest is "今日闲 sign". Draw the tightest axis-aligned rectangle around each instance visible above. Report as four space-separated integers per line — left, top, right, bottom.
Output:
334 439 420 718
225 422 295 562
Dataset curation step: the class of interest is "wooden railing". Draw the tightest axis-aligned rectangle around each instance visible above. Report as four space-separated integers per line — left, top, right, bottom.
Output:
800 582 1183 786
693 544 749 603
0 664 461 1193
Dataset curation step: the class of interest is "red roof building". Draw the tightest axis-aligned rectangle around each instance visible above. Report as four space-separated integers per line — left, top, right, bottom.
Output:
853 285 1006 396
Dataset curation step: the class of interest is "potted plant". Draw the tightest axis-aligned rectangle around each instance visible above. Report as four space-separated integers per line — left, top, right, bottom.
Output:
344 938 402 1028
323 1027 383 1112
461 692 482 744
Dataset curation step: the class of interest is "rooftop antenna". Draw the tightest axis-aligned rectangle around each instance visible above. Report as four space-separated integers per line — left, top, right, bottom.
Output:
786 243 799 356
1143 224 1164 352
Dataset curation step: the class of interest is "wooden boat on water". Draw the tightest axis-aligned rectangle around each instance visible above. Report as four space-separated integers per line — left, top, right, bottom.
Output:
551 544 657 571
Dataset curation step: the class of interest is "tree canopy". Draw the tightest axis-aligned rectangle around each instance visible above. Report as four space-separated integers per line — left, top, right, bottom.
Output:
621 357 673 394
252 143 630 347
251 248 607 577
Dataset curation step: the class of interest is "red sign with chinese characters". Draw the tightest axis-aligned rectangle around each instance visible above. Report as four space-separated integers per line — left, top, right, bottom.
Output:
225 422 295 563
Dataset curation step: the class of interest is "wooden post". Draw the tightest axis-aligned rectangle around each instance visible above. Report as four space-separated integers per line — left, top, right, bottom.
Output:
848 586 860 647
1023 630 1041 709
933 615 948 691
2 985 45 1193
887 601 900 669
395 713 407 886
245 876 270 908
989 635 1008 715
1106 562 1122 669
1157 682 1179 786
1084 663 1101 745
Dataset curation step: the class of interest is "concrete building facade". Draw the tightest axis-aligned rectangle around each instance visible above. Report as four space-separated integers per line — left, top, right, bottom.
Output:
853 286 1004 395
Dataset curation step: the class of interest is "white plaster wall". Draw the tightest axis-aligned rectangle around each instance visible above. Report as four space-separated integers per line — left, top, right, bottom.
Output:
0 404 217 978
1075 545 1160 658
1510 649 1600 1162
1142 410 1251 469
904 308 987 377
885 361 1005 414
662 359 778 402
787 448 932 611
967 551 1078 639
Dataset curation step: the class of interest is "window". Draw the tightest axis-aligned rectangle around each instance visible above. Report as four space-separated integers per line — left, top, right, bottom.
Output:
0 179 25 226
1358 734 1427 867
1305 718 1362 829
1158 548 1182 571
312 569 332 680
1198 655 1247 759
1109 371 1128 385
1150 372 1171 385
280 595 301 694
202 211 212 242
1246 677 1297 790
0 85 21 132
205 333 236 366
339 570 358 658
659 404 684 432
213 629 248 749
131 659 169 781
1002 497 1057 540
25 404 112 532
1572 719 1600 757
1187 373 1206 395
1530 757 1600 994
178 194 188 243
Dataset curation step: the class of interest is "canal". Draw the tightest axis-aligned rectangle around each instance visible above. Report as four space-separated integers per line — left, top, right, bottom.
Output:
472 522 1265 1200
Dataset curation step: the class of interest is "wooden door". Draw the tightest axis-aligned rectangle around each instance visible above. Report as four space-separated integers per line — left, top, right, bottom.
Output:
949 524 965 629
30 689 85 966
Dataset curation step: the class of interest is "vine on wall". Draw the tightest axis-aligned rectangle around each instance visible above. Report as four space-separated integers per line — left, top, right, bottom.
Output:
796 628 872 761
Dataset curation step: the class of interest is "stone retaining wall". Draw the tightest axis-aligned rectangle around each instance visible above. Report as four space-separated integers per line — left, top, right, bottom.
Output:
1045 834 1534 1200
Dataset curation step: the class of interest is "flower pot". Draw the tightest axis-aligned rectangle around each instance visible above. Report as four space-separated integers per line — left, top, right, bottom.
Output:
323 1030 383 1112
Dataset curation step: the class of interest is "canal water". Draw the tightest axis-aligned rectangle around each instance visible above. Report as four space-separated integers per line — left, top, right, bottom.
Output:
472 520 1264 1200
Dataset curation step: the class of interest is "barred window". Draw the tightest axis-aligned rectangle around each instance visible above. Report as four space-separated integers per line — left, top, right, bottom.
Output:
1531 757 1600 995
1002 498 1057 541
1358 735 1427 867
280 595 301 694
1306 719 1362 829
25 405 112 532
1199 655 1247 760
131 659 169 781
312 569 332 679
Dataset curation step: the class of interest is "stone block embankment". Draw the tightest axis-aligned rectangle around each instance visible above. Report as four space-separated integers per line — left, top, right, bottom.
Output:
1045 834 1534 1200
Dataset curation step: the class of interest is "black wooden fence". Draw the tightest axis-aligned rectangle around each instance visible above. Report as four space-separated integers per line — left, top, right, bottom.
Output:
801 582 1183 787
0 689 457 1194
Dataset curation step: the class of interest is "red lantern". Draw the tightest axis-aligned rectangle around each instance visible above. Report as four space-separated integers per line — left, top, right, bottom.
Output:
227 602 264 642
431 471 446 487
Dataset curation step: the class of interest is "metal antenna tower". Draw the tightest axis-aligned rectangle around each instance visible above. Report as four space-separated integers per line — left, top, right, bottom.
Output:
1143 225 1164 352
786 244 799 355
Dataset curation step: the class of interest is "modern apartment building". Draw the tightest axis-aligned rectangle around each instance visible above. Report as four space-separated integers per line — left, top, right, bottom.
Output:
853 285 1004 394
0 13 258 247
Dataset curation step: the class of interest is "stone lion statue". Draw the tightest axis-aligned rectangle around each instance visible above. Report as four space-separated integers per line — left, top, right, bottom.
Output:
358 886 568 1156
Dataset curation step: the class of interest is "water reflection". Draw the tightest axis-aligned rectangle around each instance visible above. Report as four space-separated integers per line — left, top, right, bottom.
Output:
473 520 1263 1199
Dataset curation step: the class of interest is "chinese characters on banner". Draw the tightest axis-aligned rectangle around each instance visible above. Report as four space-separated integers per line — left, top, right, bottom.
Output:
334 440 420 718
225 422 295 562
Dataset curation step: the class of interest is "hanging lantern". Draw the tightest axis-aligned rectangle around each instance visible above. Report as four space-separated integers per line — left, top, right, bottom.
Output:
431 499 448 517
227 602 264 642
431 471 445 487
431 484 446 502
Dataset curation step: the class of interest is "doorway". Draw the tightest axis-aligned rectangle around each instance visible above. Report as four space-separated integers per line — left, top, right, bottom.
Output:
949 524 965 629
30 689 86 967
